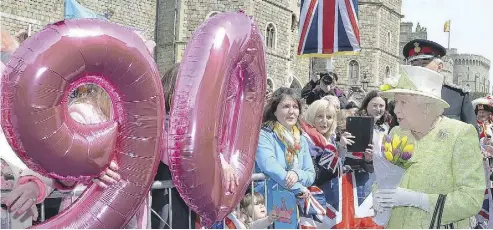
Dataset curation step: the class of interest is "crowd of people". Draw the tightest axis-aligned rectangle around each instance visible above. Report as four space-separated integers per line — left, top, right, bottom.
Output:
1 24 492 230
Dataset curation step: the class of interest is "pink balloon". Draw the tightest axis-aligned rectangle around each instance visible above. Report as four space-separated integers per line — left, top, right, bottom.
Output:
1 19 164 228
168 11 267 227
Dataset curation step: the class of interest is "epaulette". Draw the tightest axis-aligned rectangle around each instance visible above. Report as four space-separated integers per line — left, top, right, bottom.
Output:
443 83 469 94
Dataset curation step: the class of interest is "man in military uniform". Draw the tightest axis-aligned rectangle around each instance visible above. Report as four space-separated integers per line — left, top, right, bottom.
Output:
402 39 478 131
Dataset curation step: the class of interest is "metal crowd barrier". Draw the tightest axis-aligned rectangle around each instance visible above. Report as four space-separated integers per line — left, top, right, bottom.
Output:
1 173 268 229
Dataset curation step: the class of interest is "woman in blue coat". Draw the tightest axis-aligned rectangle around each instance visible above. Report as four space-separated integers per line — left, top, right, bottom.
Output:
255 87 315 211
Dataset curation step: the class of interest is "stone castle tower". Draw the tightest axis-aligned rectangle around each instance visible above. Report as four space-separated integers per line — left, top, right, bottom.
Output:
447 49 490 93
399 22 427 61
155 0 309 91
312 0 403 92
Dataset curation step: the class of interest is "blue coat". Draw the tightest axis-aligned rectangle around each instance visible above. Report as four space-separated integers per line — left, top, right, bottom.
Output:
255 127 315 210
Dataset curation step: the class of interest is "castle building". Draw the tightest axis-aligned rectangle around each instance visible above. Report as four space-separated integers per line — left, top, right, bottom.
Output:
447 48 490 93
1 0 309 92
2 0 407 94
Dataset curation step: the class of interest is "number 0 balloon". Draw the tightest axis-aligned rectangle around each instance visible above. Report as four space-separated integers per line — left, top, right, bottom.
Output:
168 11 267 227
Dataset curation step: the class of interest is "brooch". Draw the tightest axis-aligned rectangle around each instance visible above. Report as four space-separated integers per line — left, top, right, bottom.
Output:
436 129 449 139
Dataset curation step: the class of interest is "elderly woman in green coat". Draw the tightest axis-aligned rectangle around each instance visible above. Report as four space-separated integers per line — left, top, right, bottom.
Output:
373 65 485 229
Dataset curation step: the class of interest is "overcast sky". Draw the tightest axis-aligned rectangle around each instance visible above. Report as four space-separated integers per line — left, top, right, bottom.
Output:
402 0 493 82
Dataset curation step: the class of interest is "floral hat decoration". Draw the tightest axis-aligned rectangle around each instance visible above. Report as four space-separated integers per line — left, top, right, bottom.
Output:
379 65 450 108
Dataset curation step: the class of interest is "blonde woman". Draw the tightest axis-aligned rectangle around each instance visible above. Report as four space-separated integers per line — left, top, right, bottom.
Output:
299 99 354 228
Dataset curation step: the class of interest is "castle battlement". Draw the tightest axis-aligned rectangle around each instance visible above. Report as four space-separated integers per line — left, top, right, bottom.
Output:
449 53 490 69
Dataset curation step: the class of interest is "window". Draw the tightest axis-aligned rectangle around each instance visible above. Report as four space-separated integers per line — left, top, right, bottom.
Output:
387 31 391 45
266 23 276 49
348 60 360 79
206 11 220 19
385 66 390 78
291 14 297 31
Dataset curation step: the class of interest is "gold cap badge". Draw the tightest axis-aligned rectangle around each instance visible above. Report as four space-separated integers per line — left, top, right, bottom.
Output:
414 42 421 54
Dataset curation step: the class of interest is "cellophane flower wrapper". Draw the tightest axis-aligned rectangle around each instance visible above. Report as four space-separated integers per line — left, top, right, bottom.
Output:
372 149 405 226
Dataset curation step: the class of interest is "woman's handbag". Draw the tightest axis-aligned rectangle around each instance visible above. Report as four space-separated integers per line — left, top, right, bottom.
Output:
429 194 455 229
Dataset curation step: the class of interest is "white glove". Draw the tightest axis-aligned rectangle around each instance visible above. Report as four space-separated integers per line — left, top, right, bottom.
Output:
374 187 430 212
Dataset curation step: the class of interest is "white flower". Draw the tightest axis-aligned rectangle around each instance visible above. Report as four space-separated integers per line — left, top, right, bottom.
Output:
383 74 401 87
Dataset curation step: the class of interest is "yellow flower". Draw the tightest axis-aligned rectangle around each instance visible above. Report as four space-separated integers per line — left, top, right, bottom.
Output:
379 84 392 91
385 151 393 161
402 144 414 153
392 135 401 149
384 142 392 152
400 136 408 149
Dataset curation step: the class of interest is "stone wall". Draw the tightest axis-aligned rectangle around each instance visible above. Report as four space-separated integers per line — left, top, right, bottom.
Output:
450 53 490 93
1 0 156 41
155 0 178 74
441 57 454 84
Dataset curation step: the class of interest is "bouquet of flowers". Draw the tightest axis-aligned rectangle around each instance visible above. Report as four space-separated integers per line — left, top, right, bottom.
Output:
373 134 414 226
382 135 414 169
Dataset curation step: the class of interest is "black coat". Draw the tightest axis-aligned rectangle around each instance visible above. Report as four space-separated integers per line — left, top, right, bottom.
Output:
301 80 348 107
441 84 478 131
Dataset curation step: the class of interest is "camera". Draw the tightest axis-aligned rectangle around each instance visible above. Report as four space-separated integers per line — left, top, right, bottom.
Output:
317 72 338 86
320 74 333 86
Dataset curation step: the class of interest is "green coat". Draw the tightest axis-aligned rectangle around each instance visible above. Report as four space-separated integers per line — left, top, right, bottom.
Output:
387 117 486 229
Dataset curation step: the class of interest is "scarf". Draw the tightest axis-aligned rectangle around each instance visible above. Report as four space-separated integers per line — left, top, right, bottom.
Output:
268 121 301 169
299 120 334 152
299 120 342 178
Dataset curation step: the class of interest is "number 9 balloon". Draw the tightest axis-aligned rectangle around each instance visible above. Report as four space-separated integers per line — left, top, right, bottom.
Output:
1 19 165 228
169 11 266 227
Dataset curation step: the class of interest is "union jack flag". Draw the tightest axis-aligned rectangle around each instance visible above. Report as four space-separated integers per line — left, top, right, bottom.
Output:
477 189 491 222
299 172 379 229
298 0 361 57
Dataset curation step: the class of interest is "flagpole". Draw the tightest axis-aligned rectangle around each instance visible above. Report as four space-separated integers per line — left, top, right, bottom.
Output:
447 30 451 50
447 21 451 50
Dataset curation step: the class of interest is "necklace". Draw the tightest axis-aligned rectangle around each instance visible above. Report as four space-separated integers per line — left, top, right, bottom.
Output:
411 116 443 139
